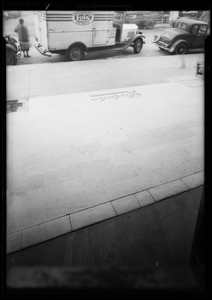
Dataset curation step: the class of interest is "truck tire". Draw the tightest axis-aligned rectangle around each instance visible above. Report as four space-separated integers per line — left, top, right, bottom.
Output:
175 43 187 55
67 44 85 61
6 50 17 65
134 38 143 54
146 20 154 29
137 21 145 29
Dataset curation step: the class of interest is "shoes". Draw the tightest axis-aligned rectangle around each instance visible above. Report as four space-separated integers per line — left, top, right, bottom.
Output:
27 55 31 57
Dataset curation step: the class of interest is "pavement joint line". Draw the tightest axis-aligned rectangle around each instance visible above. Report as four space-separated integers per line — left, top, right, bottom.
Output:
111 201 117 216
135 196 142 208
148 189 156 202
7 213 74 235
7 172 204 236
179 178 191 190
180 170 204 180
20 230 23 249
68 214 73 231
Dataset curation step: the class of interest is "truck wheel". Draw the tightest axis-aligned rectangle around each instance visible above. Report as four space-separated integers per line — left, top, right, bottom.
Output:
6 51 17 65
137 21 145 29
146 20 154 29
67 44 85 61
175 43 187 55
134 39 143 54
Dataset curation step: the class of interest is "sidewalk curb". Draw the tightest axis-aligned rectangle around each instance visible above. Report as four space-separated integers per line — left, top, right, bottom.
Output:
7 171 204 254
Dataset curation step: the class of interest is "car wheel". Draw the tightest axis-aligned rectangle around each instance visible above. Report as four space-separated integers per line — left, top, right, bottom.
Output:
6 51 17 65
134 39 143 54
67 44 85 61
175 43 187 55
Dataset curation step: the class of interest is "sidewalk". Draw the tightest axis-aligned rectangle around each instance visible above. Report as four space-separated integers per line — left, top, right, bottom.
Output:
6 54 204 100
6 55 204 253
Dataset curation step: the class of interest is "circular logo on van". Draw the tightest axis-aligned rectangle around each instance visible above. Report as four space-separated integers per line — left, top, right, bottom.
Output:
73 11 94 25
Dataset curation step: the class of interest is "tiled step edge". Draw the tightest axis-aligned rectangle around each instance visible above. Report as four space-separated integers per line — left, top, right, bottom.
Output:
7 171 204 254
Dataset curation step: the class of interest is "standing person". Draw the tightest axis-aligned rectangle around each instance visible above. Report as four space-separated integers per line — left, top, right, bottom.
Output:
14 19 30 57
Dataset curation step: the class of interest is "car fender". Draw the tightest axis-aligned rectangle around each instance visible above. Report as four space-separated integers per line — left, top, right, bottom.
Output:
6 44 17 53
9 37 17 43
169 39 189 52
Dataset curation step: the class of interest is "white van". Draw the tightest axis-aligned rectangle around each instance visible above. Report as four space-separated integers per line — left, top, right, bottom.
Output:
33 11 145 60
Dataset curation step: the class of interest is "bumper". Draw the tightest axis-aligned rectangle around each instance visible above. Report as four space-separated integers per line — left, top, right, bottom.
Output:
34 43 52 57
153 37 172 52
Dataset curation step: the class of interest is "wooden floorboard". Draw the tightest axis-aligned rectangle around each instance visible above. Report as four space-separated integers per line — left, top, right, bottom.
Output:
6 186 202 272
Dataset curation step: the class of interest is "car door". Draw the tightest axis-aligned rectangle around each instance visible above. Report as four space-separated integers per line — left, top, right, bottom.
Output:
194 24 209 48
189 25 199 48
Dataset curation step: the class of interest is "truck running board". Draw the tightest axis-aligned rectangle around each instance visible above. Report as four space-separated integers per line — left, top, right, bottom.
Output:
87 34 145 55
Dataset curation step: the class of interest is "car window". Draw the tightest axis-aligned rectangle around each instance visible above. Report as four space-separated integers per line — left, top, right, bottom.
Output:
176 22 187 31
192 25 198 34
198 25 208 34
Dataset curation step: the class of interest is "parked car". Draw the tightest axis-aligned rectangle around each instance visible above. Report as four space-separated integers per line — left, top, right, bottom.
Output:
5 34 21 65
153 18 210 54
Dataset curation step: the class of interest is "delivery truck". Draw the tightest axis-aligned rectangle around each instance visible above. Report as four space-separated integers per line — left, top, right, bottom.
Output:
124 11 164 29
33 11 145 61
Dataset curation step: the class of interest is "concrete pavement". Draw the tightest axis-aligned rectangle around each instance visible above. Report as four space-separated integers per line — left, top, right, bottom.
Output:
6 54 204 253
7 53 204 100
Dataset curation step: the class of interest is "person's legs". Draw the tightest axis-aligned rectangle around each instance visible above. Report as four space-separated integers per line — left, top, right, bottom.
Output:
26 50 30 57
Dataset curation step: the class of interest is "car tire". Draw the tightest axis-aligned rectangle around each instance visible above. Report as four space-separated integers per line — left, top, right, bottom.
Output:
6 50 17 65
146 20 154 30
175 43 187 55
134 39 143 54
67 44 85 61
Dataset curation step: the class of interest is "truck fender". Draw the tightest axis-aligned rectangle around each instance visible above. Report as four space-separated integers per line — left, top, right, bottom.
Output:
169 39 189 53
6 44 17 53
68 42 87 52
131 35 145 45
